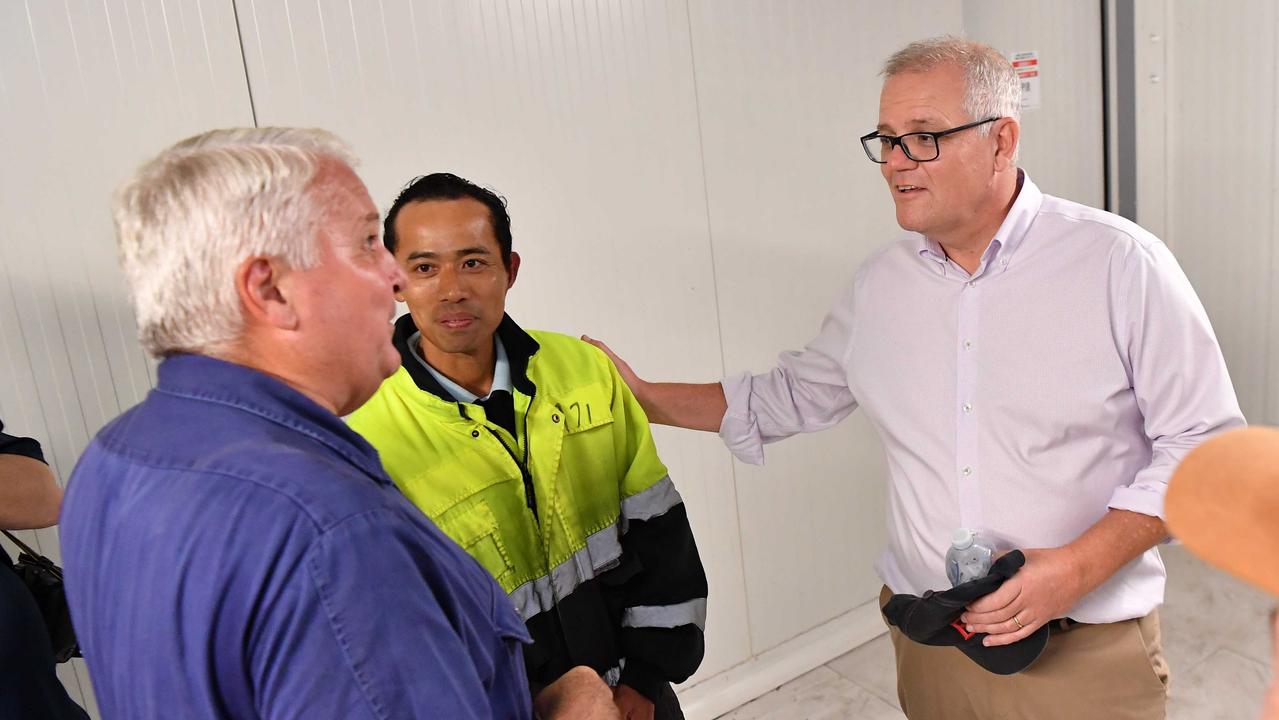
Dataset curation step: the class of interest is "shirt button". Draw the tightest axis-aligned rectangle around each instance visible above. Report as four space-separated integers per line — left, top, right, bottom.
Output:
962 403 972 414
471 429 480 438
552 414 560 423
964 340 973 350
962 466 973 477
967 280 976 288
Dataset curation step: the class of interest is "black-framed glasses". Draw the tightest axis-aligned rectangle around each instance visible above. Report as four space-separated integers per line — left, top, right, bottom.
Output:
859 117 1000 163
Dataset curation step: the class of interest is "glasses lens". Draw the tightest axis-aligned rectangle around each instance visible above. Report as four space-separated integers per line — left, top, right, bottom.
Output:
901 133 939 162
863 135 891 163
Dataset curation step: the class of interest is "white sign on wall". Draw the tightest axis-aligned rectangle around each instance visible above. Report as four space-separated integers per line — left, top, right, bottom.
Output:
1010 50 1041 109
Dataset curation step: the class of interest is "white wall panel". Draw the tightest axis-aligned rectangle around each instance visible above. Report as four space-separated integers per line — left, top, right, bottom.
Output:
688 0 963 655
963 0 1106 208
1134 0 1276 424
234 0 752 682
0 1 255 715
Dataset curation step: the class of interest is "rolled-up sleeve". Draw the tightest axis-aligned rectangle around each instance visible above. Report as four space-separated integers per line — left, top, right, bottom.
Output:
718 281 861 466
1107 238 1246 518
0 419 46 463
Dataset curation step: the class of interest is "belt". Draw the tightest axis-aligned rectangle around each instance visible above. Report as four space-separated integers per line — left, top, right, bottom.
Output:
1047 617 1082 634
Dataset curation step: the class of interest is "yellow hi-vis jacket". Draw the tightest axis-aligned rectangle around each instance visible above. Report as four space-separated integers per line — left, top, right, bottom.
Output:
347 314 707 700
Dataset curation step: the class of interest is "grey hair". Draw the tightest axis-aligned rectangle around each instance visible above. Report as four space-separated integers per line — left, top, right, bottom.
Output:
113 127 357 357
882 36 1022 134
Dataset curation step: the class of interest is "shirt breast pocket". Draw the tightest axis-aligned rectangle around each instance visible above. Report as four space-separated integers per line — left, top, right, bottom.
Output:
434 500 516 590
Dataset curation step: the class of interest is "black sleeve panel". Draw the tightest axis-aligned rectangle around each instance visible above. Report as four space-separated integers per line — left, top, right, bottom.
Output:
600 502 708 700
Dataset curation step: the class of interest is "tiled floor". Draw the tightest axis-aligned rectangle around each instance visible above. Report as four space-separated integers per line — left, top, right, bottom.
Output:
718 545 1275 719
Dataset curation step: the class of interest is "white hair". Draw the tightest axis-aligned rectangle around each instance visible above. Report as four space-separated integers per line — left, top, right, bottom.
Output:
113 127 357 357
882 36 1022 134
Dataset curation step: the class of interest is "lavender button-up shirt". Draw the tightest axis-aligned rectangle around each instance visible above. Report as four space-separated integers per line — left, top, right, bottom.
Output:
719 173 1244 623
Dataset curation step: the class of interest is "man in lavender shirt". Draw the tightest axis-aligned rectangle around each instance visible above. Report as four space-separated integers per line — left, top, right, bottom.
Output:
586 37 1244 719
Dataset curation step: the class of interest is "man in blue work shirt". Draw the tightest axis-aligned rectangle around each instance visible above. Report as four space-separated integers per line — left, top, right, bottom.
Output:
60 128 618 719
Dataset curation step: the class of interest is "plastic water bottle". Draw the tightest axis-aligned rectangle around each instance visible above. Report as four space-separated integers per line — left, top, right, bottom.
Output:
945 528 997 586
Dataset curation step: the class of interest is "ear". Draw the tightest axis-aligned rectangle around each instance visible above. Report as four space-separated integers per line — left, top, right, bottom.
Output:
506 251 521 290
393 271 408 304
993 118 1021 172
235 256 299 331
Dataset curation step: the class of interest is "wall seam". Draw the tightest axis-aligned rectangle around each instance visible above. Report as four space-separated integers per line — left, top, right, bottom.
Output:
679 0 754 660
229 0 259 126
1268 1 1279 423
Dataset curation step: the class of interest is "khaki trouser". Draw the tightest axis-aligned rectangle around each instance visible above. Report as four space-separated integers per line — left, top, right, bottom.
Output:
879 586 1169 720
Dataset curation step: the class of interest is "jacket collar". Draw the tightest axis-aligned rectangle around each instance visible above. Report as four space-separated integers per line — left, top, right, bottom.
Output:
392 312 539 403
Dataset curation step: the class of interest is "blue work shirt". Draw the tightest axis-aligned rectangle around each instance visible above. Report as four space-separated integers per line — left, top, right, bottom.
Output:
61 354 532 719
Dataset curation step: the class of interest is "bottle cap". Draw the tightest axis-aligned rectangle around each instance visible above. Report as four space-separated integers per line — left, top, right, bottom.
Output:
951 528 975 550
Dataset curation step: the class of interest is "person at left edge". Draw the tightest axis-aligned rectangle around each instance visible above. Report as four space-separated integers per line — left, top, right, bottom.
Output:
347 173 708 720
0 420 89 720
59 128 617 719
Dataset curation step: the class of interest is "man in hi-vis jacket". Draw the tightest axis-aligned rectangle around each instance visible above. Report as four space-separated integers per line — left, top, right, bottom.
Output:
348 173 707 720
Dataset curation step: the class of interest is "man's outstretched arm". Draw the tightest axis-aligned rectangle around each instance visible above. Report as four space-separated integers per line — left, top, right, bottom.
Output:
582 336 726 432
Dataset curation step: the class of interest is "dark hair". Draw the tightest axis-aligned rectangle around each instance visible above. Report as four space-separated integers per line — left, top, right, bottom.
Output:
383 173 513 268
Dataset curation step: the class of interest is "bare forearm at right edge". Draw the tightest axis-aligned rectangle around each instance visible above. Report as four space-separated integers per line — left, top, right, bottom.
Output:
634 381 727 432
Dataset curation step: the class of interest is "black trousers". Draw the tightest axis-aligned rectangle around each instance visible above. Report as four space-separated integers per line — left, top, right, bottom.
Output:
0 560 88 720
653 682 686 720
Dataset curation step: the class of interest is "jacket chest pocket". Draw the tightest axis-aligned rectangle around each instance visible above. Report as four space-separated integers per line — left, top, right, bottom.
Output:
434 500 516 590
552 394 625 573
555 396 618 498
558 394 614 435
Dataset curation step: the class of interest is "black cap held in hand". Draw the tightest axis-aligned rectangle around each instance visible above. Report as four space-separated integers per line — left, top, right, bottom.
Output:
881 550 1050 675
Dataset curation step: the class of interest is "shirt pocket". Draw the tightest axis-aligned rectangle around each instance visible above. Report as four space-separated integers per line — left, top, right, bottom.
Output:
435 500 516 590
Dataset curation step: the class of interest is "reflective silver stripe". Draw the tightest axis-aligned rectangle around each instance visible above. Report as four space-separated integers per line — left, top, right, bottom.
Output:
508 574 556 622
620 475 682 524
584 523 624 576
601 665 622 687
507 522 624 621
621 598 707 631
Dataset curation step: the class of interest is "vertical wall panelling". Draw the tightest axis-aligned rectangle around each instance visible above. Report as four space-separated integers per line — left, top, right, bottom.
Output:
1137 0 1275 424
1269 6 1279 427
0 1 257 715
962 1 1106 209
233 0 753 685
1132 0 1169 241
688 0 963 657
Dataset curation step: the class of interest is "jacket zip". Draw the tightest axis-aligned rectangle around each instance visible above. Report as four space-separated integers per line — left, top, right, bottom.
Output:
482 408 538 524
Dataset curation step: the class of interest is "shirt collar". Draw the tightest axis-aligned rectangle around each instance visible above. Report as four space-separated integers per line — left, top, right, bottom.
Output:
916 169 1044 276
154 353 392 484
391 312 539 403
409 333 512 403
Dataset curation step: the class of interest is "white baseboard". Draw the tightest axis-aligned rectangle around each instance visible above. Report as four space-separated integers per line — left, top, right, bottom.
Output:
676 599 888 720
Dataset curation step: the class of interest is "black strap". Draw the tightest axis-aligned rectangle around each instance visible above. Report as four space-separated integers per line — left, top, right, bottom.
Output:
3 529 39 557
1 530 61 579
